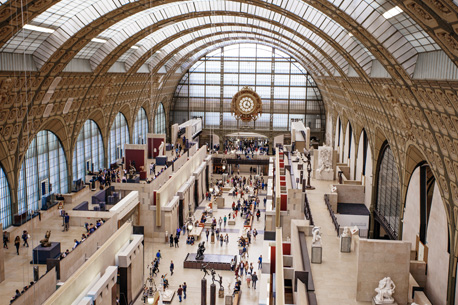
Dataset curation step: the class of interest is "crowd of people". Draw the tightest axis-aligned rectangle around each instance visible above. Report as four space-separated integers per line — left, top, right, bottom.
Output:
59 219 105 259
10 281 36 303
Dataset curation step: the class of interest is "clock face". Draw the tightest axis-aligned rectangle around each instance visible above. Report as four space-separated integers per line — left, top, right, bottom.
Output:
238 96 255 114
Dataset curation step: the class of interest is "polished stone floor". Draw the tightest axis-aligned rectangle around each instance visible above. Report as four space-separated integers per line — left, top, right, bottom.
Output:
135 183 266 305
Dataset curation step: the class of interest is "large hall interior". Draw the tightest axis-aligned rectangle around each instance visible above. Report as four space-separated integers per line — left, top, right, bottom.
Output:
0 1 456 305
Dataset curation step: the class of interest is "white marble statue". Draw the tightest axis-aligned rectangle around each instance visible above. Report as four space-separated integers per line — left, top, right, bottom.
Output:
341 227 350 237
374 277 396 304
311 226 322 246
317 146 332 174
158 141 165 156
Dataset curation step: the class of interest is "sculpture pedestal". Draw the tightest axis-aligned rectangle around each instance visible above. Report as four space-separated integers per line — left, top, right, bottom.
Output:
32 242 61 264
372 297 397 305
219 288 224 298
225 295 233 305
211 234 215 244
340 236 351 253
210 284 216 305
315 169 334 181
311 245 322 264
201 278 207 305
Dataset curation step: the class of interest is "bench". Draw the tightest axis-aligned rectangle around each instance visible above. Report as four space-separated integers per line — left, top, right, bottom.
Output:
228 219 236 225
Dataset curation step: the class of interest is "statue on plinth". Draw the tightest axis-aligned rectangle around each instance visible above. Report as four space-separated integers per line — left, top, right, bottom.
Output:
196 241 206 260
210 269 217 285
217 274 223 290
341 227 350 237
374 277 396 304
311 226 322 246
316 144 334 181
128 162 136 179
40 230 52 247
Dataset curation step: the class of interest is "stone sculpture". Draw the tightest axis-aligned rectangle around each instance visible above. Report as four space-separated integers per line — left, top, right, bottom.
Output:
316 145 334 180
196 241 206 260
217 274 223 290
311 226 322 246
374 277 396 304
210 268 217 285
201 263 209 279
40 230 52 247
341 227 350 237
158 141 165 156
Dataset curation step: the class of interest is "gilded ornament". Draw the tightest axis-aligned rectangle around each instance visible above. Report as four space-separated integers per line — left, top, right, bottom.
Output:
231 87 262 123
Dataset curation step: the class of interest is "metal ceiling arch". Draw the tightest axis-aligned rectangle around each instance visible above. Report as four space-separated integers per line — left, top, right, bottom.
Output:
122 24 343 77
0 0 392 78
0 0 427 80
91 13 350 76
117 37 329 117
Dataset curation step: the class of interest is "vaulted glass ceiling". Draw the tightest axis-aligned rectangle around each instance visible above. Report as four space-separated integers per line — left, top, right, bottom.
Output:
0 0 443 78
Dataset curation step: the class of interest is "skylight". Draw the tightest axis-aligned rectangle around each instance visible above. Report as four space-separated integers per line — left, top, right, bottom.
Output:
23 24 55 33
383 6 403 19
91 38 107 43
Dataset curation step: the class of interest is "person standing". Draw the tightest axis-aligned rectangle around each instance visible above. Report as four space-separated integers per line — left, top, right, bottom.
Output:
258 255 262 269
250 263 254 275
218 217 222 229
225 233 229 245
170 260 174 275
182 282 187 299
223 215 227 227
156 250 162 263
63 213 70 231
177 285 183 302
174 235 179 247
3 231 8 249
14 236 20 255
220 234 223 246
206 229 209 241
170 234 174 247
252 272 258 289
246 272 251 288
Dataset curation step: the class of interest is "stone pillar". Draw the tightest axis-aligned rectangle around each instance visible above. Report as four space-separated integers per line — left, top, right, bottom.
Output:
201 278 207 305
210 283 216 305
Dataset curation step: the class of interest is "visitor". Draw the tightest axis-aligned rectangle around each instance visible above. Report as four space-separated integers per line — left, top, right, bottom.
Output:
72 239 80 249
174 235 179 247
220 234 223 246
246 272 251 288
22 230 29 247
253 228 258 241
206 229 209 241
225 234 229 245
3 231 8 249
256 209 261 221
250 262 254 274
258 255 262 269
63 213 70 232
169 234 174 247
156 250 162 262
252 272 258 289
223 215 227 226
14 236 20 255
177 285 183 302
170 260 174 276
218 217 222 229
182 282 187 299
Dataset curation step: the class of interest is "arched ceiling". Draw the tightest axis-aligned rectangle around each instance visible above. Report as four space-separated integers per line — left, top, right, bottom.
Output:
0 0 452 82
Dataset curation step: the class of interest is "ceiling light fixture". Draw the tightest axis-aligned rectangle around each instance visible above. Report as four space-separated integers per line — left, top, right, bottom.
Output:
348 33 353 37
383 6 402 19
23 24 55 34
131 45 139 49
91 38 107 43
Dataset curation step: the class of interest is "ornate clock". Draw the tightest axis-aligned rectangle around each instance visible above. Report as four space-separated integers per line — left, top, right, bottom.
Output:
231 86 262 122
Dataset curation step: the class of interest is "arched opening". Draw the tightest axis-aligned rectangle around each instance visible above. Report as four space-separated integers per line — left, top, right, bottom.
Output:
335 117 343 163
403 163 448 305
154 103 166 135
109 112 129 165
374 142 401 239
0 165 11 229
133 107 148 144
72 120 104 181
18 130 68 214
356 129 373 209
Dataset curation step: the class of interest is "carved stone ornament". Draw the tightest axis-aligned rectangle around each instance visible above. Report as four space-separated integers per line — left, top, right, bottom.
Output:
231 86 262 123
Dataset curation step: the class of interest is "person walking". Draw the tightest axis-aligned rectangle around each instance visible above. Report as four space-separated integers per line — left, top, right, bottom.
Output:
223 215 227 227
206 229 209 242
169 234 174 247
14 236 20 255
253 228 257 241
250 262 254 274
220 234 223 246
170 260 174 276
174 235 179 247
22 230 29 247
156 250 162 263
177 285 183 302
246 272 251 288
218 217 222 229
252 272 258 289
258 255 262 269
225 233 229 245
182 282 187 299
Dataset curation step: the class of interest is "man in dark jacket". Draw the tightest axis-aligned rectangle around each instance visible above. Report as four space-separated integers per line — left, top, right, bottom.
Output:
252 272 258 289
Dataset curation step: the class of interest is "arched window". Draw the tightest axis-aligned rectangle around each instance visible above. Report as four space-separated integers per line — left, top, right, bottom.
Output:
72 120 104 181
154 103 166 134
375 143 402 239
133 108 148 144
0 166 11 229
18 130 68 214
108 112 129 165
